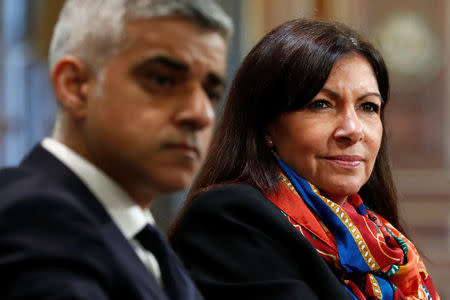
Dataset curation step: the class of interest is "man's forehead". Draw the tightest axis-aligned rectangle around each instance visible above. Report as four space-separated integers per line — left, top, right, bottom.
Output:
124 17 226 44
119 18 227 73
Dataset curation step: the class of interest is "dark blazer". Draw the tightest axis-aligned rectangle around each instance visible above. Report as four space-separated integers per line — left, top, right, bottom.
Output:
0 145 202 300
172 184 354 300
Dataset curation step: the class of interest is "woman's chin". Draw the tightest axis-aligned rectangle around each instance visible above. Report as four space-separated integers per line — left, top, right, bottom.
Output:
317 183 362 204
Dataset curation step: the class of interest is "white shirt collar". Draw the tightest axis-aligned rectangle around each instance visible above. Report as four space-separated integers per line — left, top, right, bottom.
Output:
41 137 155 239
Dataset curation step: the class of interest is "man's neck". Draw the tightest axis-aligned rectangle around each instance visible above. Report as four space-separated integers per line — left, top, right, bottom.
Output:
51 125 155 209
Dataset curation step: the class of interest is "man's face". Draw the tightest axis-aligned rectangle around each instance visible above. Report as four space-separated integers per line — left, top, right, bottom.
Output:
82 17 227 200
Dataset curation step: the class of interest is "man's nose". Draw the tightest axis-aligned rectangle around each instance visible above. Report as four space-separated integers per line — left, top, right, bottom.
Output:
174 84 215 131
333 108 364 144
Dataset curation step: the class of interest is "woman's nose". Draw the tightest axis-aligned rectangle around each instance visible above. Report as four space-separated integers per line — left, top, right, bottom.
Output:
333 108 364 144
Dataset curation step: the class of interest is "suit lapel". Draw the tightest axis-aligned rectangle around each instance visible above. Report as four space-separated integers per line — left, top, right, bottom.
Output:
100 221 169 300
21 145 169 299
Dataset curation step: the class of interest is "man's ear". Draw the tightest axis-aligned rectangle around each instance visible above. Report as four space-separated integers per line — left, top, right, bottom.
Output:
51 56 94 119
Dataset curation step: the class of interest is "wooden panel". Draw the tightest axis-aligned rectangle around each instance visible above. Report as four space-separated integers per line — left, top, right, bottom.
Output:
401 195 450 299
240 0 315 55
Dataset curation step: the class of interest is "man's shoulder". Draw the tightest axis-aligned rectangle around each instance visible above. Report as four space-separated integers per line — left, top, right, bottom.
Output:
0 158 106 231
0 144 63 193
0 166 127 300
0 161 114 267
0 163 51 190
0 164 73 207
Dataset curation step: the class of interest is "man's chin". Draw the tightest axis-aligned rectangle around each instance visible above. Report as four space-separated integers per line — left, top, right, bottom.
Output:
152 174 194 195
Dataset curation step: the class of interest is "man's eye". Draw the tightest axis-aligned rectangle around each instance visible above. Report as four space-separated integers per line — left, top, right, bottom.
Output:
148 74 174 87
307 99 331 110
206 90 223 103
361 102 380 113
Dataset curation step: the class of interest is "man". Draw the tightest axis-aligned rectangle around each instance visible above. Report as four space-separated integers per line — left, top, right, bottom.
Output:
0 0 232 299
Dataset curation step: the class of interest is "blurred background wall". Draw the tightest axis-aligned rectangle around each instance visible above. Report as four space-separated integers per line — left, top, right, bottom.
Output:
0 0 448 296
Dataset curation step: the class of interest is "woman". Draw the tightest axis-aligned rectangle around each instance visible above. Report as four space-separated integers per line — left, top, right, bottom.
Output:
171 19 440 300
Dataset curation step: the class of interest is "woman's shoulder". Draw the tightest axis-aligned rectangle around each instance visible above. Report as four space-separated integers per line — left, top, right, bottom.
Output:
172 185 352 300
175 183 292 235
186 183 275 216
195 183 264 200
173 183 302 252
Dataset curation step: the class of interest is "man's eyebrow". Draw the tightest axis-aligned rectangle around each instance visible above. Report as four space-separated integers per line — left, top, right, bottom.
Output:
135 55 189 72
133 56 226 87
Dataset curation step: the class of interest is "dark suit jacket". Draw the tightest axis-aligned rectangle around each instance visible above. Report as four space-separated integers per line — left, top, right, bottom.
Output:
172 184 354 300
0 145 202 300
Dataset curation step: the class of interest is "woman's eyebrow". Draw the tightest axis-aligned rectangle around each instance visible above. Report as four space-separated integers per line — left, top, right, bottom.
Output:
358 92 383 104
321 88 383 103
320 87 341 99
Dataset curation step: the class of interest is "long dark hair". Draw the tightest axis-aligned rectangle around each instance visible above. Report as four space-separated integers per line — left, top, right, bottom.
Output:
179 18 403 231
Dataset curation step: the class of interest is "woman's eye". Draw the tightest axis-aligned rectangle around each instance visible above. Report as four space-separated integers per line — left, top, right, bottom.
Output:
361 102 380 113
307 99 331 110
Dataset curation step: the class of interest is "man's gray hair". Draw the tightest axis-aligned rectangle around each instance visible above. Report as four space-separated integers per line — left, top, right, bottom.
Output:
49 0 233 73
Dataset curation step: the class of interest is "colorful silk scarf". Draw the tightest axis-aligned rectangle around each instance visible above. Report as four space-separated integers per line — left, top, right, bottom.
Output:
264 158 439 300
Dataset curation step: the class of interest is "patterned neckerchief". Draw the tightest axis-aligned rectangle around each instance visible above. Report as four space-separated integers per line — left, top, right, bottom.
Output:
263 158 440 300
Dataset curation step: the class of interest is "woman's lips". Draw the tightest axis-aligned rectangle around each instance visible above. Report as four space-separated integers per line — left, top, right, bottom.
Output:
324 155 363 168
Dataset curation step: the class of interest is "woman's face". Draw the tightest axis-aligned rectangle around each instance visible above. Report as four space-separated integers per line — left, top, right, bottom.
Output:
268 53 383 204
